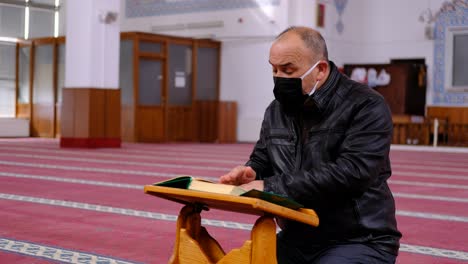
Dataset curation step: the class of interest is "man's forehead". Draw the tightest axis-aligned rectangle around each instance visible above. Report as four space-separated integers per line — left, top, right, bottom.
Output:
269 39 307 65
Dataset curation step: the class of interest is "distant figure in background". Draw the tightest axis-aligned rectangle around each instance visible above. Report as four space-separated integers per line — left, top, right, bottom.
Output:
220 26 401 263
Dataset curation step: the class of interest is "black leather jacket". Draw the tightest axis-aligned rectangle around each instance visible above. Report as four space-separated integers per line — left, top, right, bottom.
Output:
246 61 401 255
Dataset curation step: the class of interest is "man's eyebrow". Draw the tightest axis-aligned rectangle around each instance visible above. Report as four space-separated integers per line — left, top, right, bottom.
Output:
268 61 293 67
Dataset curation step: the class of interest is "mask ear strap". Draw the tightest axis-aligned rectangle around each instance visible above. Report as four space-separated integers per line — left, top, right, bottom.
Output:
301 60 321 79
308 80 320 96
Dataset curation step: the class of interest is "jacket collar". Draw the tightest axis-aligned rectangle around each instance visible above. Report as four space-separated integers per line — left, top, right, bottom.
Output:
304 60 341 113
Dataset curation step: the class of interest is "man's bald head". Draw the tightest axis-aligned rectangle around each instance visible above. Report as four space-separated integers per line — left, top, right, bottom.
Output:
275 26 328 62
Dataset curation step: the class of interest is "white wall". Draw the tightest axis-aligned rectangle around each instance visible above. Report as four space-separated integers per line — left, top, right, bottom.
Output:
322 0 445 106
120 0 450 142
220 39 274 141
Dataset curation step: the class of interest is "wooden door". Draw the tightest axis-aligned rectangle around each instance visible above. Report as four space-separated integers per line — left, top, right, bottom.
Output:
193 41 221 142
167 41 194 141
55 38 65 137
16 42 32 119
31 39 56 138
136 57 166 142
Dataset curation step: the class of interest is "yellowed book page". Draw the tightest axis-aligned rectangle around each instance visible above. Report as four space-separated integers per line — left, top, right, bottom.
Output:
190 179 246 196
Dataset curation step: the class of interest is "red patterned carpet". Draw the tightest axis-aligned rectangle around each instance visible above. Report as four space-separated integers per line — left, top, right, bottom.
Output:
0 138 467 263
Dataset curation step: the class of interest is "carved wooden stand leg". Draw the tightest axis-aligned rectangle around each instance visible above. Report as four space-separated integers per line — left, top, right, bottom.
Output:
169 204 277 264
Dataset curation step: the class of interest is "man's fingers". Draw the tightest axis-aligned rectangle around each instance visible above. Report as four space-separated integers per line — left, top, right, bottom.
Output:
219 174 234 184
245 166 256 179
219 166 248 185
220 168 241 184
239 166 256 184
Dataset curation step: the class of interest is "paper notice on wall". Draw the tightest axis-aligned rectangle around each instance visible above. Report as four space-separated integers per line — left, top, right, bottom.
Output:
175 71 186 88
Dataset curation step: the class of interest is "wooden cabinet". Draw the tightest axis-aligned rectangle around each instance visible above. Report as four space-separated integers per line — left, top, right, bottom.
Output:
343 60 427 116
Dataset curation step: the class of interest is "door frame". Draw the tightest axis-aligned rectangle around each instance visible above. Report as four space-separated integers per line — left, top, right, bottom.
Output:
135 34 168 142
30 37 58 138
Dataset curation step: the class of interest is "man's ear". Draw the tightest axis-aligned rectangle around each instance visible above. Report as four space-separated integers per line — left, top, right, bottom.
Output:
317 61 329 80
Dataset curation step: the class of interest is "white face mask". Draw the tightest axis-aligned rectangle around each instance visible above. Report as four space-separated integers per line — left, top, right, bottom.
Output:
300 60 321 96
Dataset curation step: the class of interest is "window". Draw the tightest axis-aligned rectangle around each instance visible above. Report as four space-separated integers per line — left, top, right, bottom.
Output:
29 8 55 38
0 5 25 38
444 26 468 92
0 0 61 117
0 43 16 117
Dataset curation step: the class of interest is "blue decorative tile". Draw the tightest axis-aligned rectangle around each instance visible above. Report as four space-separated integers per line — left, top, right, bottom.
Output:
433 3 468 105
336 20 344 34
334 0 348 16
0 237 141 264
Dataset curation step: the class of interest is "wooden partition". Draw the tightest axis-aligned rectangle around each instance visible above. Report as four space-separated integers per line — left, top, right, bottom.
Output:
193 100 237 143
427 106 468 146
194 100 218 142
15 37 65 138
17 32 233 143
392 115 432 145
121 32 227 143
218 101 237 143
167 106 194 141
392 107 468 146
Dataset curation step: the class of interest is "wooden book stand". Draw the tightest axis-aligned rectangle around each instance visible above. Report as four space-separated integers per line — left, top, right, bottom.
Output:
144 185 319 264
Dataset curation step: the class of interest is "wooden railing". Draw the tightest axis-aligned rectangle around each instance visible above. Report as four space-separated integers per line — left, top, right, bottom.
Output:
392 115 467 146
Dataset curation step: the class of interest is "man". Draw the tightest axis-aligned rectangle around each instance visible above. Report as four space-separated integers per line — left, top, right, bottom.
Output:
220 26 401 263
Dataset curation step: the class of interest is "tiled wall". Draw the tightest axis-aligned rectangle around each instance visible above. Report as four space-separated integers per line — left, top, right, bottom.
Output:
126 0 280 18
433 5 468 105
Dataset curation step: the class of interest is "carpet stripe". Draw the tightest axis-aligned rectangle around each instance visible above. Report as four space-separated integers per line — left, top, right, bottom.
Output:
393 192 468 203
391 159 468 168
0 193 468 225
3 151 468 175
391 145 468 153
0 237 140 264
2 172 468 204
0 160 216 180
1 193 467 261
392 170 468 181
2 160 467 190
0 148 468 177
1 191 468 224
397 210 468 223
0 172 143 189
0 193 254 230
0 153 228 172
1 149 467 182
0 143 250 159
0 146 244 165
389 180 468 190
3 145 468 171
392 164 468 173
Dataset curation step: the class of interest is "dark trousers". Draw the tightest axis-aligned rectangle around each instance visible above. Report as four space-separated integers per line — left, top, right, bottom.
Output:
277 232 397 264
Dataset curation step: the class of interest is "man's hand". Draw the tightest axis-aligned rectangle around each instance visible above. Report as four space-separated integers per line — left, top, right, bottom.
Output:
240 180 264 191
219 166 256 186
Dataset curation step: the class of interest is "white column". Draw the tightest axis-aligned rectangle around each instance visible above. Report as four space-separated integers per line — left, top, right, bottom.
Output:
288 0 318 28
65 0 120 89
61 0 121 148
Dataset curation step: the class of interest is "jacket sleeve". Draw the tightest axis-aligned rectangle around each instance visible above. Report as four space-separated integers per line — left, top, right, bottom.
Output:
264 95 393 204
245 112 273 180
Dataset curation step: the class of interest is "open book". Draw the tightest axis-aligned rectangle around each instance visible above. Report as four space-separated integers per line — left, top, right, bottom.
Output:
153 176 304 210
